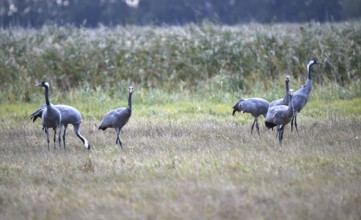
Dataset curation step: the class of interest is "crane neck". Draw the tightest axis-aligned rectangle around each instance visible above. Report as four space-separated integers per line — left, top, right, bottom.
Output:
76 132 89 149
128 92 133 110
287 95 294 117
283 80 290 104
304 62 315 93
307 63 314 80
44 85 50 106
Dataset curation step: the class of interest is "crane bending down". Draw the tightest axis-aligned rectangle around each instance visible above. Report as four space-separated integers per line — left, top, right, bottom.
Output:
99 86 134 150
265 89 294 145
232 98 269 135
269 75 291 108
30 104 90 151
35 81 62 150
291 59 319 132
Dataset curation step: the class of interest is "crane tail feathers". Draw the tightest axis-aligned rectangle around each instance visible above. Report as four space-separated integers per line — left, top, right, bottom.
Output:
265 121 276 129
29 114 40 122
98 126 107 131
29 107 44 122
232 104 239 116
232 109 237 116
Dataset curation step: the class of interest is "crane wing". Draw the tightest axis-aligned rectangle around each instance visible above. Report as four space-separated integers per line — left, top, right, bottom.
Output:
99 107 131 130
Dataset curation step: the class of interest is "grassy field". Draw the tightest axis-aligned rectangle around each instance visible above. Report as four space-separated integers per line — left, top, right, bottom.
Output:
1 96 361 219
1 22 361 219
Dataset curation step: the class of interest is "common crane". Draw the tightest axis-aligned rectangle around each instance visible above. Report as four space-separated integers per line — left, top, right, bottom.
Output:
30 104 90 151
265 89 294 145
232 97 269 135
35 81 62 150
291 59 319 132
99 86 134 150
269 75 291 108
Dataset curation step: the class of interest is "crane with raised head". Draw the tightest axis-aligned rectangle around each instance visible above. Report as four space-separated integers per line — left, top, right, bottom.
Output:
35 81 62 150
99 86 134 150
291 59 319 132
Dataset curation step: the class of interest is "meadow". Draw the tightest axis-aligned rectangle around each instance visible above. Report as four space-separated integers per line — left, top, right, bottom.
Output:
0 21 361 219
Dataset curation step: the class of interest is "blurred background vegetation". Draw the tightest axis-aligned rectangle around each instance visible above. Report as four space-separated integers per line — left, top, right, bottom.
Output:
0 0 361 27
1 22 360 104
0 0 360 106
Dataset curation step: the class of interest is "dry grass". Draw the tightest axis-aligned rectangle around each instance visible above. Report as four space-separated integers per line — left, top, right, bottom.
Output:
1 114 360 219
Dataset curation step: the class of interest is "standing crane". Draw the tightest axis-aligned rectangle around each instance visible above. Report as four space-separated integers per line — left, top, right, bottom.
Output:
99 86 134 150
30 104 90 151
291 59 319 132
232 97 269 135
268 75 291 135
35 81 62 150
265 90 294 145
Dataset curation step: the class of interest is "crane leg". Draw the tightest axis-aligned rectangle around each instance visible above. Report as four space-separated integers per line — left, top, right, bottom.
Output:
291 114 299 133
115 128 120 144
115 128 123 150
294 116 298 132
278 126 284 145
251 119 256 135
58 125 62 148
45 127 50 151
255 119 260 135
119 139 124 150
116 137 123 150
53 128 58 149
62 125 67 151
58 126 62 149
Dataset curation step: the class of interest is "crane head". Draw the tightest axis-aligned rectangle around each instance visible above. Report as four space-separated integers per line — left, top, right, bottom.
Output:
85 142 90 151
307 59 319 75
285 75 290 82
128 86 134 94
308 59 319 66
35 81 49 88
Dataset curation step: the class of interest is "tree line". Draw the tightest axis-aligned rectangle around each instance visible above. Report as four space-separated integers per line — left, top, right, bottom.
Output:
0 0 360 28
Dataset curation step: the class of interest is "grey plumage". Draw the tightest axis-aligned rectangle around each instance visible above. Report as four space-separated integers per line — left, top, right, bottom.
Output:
265 90 294 144
269 75 291 108
291 59 319 132
232 97 269 135
35 81 62 150
30 104 90 151
99 86 134 150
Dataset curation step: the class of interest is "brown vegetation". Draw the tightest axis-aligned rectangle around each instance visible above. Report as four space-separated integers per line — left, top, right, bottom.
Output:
1 116 360 219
